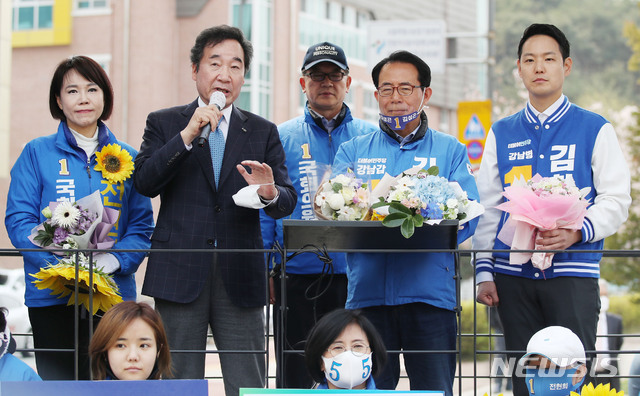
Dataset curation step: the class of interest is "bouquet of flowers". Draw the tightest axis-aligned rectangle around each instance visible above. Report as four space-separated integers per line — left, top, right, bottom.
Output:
28 190 122 314
314 171 370 221
31 255 123 315
496 174 590 272
371 166 484 238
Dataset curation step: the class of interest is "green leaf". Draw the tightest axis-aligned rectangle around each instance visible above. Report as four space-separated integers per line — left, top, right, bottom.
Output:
387 202 413 215
426 166 440 176
332 183 343 193
400 218 415 238
412 213 425 227
382 212 408 227
33 222 55 246
371 199 389 209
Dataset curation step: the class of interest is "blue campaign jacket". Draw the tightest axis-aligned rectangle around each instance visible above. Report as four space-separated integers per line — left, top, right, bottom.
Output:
332 114 479 311
5 121 154 307
0 353 42 381
478 98 611 279
260 104 377 274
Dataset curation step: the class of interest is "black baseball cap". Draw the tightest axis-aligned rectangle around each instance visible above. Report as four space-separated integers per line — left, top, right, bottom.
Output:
301 42 349 71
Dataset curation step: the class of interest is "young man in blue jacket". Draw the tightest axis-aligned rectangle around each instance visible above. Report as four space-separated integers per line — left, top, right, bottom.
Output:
332 50 479 396
260 42 376 388
473 24 631 396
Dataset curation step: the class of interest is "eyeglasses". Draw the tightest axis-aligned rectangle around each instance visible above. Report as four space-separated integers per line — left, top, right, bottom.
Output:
304 71 346 82
377 84 423 97
327 342 370 357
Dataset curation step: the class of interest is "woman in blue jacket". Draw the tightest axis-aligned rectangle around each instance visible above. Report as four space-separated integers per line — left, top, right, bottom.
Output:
5 56 154 380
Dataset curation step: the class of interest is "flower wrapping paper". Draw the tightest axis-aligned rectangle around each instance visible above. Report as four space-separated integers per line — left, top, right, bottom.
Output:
28 190 119 250
496 174 590 270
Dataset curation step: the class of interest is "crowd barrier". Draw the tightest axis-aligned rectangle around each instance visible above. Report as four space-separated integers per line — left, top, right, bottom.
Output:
1 244 638 395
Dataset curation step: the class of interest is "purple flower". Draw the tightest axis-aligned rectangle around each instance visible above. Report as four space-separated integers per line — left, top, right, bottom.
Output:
52 227 69 244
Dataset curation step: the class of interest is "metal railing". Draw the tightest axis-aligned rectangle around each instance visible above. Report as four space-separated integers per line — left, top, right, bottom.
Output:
2 247 639 394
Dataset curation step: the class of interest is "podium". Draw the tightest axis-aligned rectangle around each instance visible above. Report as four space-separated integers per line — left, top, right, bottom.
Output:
276 219 461 386
282 219 459 250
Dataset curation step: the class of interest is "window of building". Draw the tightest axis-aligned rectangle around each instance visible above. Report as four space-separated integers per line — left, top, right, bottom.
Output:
298 1 375 119
87 53 112 76
362 85 379 125
73 0 110 16
77 0 107 9
12 0 54 31
231 0 273 119
299 1 369 63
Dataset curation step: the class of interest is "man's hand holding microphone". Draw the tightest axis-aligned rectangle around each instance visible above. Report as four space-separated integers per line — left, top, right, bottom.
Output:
181 90 227 146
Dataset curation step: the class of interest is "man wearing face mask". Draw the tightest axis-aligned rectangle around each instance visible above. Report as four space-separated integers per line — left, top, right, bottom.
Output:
332 50 479 396
519 326 587 396
260 42 377 389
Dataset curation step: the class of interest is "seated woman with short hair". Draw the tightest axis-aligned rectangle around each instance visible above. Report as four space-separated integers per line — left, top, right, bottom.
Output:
304 308 386 389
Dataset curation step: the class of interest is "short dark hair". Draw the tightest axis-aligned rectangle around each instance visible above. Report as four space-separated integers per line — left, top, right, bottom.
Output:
89 301 172 380
190 25 253 75
371 50 431 89
518 23 570 61
0 307 6 332
304 309 387 384
49 56 114 121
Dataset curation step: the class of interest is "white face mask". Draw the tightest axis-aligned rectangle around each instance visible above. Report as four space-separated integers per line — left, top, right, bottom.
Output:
322 351 373 389
232 184 267 209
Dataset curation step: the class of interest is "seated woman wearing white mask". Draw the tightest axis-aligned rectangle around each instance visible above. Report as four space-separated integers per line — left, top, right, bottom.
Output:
305 308 386 389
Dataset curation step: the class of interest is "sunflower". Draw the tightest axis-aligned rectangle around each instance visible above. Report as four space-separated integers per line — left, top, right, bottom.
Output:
571 383 624 396
31 259 123 315
94 143 134 184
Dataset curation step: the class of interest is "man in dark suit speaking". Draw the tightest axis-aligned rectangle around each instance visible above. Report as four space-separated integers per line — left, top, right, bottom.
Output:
133 25 296 396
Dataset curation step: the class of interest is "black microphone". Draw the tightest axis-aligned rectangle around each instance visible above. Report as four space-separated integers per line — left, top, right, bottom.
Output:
197 91 226 147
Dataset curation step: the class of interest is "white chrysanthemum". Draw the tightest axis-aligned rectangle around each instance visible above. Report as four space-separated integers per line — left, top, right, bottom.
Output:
315 192 328 207
52 201 81 229
327 194 346 210
388 186 414 202
61 238 79 250
396 175 416 188
320 202 334 218
337 206 358 221
446 198 458 209
341 187 355 203
332 174 353 186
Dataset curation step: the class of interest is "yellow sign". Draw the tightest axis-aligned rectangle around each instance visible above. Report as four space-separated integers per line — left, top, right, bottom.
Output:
457 100 492 169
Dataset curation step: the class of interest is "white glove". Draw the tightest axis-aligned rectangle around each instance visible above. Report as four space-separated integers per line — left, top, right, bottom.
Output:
94 253 121 274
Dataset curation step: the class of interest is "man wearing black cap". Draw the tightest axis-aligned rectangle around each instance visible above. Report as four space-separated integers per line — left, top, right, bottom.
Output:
261 42 376 388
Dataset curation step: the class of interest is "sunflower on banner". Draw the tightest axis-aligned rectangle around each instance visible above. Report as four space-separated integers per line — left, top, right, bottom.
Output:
28 143 134 314
571 383 624 396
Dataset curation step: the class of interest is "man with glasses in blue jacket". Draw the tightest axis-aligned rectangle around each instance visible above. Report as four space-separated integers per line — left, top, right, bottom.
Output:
332 50 479 396
261 42 376 388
